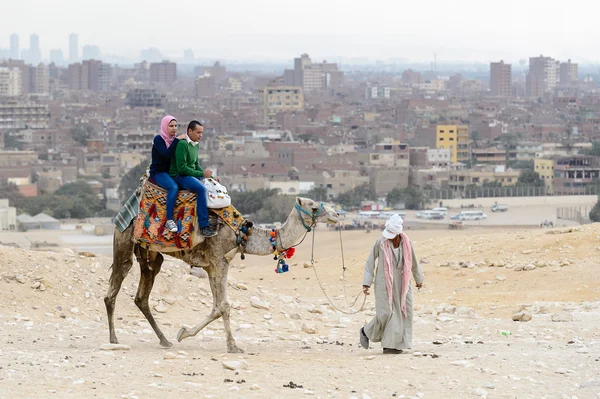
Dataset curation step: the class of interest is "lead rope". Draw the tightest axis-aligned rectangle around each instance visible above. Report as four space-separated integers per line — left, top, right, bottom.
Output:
309 224 367 315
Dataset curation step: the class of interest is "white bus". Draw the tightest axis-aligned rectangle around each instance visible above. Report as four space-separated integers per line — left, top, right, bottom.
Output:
416 210 445 220
358 211 381 219
451 210 488 221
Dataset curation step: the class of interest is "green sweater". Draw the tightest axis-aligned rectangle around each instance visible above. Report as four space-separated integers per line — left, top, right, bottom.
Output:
169 140 204 178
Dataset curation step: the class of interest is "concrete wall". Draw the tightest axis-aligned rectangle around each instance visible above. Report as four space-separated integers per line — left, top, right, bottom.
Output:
439 195 597 209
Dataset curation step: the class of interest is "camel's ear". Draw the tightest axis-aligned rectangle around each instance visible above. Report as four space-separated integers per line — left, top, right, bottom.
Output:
296 197 303 207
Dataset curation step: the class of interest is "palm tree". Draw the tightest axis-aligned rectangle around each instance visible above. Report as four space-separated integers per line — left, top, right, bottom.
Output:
497 133 518 170
470 130 481 149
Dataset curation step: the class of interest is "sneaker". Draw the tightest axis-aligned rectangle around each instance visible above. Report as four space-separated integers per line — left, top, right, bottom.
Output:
359 327 369 349
165 220 178 233
200 226 218 237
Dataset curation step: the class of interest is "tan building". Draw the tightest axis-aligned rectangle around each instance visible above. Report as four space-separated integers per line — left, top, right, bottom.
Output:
449 168 519 191
534 158 555 194
0 150 37 166
259 86 304 127
0 67 22 97
0 101 50 130
490 61 512 97
472 148 506 164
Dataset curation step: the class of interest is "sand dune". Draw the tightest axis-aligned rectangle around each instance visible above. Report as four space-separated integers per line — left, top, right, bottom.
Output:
1 224 599 398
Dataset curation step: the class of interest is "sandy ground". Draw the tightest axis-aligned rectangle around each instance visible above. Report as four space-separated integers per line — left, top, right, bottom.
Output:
1 224 600 399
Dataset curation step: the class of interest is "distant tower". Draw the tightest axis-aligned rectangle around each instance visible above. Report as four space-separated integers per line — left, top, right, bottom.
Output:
29 34 41 65
519 59 527 78
69 33 79 62
9 33 19 59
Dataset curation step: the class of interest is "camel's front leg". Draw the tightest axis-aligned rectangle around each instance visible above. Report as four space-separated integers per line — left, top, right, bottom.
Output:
214 260 244 353
177 267 222 342
135 249 172 348
177 261 243 353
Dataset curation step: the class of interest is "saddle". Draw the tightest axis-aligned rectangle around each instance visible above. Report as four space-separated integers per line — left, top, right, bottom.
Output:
133 180 246 253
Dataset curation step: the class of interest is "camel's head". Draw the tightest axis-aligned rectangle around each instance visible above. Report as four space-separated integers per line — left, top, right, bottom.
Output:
295 197 340 226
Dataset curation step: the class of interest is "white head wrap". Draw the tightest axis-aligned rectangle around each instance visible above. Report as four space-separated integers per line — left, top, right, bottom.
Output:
382 213 404 239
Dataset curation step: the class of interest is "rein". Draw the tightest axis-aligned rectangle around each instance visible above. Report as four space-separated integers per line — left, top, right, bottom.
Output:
277 202 366 315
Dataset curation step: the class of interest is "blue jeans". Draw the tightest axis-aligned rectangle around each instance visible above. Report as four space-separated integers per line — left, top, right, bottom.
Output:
172 175 209 228
152 172 178 221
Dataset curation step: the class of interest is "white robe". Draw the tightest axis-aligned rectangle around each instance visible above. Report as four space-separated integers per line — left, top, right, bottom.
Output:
362 237 424 350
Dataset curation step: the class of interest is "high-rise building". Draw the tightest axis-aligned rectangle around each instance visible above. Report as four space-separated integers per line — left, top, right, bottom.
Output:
68 60 111 91
490 61 512 97
436 125 470 164
9 34 19 59
97 63 113 91
82 45 101 60
183 49 194 63
259 85 304 126
29 63 49 94
29 34 41 65
68 63 86 90
559 59 578 88
141 48 163 63
2 59 29 95
149 61 177 85
50 49 64 65
69 33 79 62
526 55 558 98
283 54 343 92
0 67 22 96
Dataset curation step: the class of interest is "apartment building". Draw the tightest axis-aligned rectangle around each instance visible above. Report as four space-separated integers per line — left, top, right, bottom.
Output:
259 86 304 127
0 101 50 130
536 155 600 195
559 59 578 88
490 61 512 97
449 167 520 191
534 158 555 194
149 61 177 85
0 67 22 97
526 55 558 97
436 124 470 163
283 54 343 92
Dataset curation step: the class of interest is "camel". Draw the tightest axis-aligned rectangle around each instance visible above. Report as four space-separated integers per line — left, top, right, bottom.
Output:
104 197 339 353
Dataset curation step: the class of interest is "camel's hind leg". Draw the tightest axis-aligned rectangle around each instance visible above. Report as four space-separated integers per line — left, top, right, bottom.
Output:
177 259 243 353
104 224 135 344
134 247 172 347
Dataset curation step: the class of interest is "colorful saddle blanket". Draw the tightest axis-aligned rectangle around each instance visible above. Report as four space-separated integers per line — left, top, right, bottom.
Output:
133 180 245 252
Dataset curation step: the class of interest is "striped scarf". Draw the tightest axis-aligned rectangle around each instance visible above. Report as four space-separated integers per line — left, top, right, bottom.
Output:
380 234 413 317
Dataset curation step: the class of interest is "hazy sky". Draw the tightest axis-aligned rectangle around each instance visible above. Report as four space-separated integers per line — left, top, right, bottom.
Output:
2 0 598 63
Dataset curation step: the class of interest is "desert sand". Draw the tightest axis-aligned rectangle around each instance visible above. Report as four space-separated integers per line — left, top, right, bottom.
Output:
1 224 599 399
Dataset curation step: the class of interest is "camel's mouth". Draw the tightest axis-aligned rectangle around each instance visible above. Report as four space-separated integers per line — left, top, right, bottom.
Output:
325 213 340 224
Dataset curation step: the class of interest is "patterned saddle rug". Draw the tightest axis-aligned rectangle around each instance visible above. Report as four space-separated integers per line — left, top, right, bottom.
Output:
133 180 246 253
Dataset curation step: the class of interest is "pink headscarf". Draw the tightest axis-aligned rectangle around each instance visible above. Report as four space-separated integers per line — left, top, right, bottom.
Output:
160 115 177 148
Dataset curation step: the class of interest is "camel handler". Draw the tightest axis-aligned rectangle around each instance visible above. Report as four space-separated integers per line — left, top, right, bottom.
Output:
359 214 424 354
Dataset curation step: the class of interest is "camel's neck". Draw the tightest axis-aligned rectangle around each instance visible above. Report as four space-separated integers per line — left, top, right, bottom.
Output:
244 209 308 256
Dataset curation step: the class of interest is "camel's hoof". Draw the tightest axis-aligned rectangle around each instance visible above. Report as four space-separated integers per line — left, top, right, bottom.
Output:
110 337 119 344
176 327 189 342
228 346 245 354
160 339 173 348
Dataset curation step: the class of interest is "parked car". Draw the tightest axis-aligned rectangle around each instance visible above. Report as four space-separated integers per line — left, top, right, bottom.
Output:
491 204 508 212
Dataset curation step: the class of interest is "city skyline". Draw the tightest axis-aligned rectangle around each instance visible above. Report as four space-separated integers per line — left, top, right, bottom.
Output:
2 0 600 63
